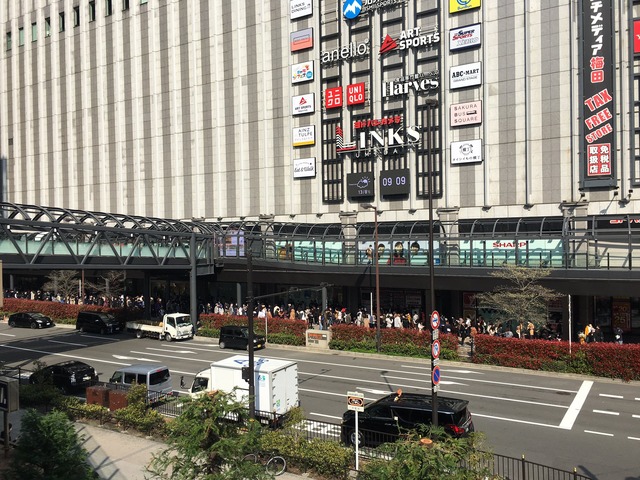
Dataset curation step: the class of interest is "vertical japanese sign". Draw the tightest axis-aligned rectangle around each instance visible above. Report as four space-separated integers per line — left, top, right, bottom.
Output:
581 0 616 187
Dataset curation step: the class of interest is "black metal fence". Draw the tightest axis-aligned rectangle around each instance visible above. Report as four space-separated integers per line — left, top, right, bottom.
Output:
460 452 593 480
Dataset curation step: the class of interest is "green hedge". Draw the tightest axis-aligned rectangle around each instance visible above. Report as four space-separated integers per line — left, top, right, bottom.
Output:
197 314 307 346
329 324 459 360
473 335 640 381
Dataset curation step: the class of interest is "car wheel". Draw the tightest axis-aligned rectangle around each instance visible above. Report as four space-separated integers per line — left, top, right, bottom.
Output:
100 328 106 335
219 340 226 349
8 320 16 327
136 329 143 339
79 326 85 333
165 333 172 342
349 429 363 447
30 322 38 329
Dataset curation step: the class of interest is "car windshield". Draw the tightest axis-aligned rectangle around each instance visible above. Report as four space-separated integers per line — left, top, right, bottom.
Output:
240 327 249 338
31 313 47 319
175 315 192 326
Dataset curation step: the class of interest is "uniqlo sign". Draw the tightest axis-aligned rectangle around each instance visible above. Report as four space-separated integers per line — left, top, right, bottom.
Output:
347 83 365 106
324 87 343 109
634 20 640 54
581 0 615 186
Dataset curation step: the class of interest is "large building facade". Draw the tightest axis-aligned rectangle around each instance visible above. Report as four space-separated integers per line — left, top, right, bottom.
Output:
2 1 640 333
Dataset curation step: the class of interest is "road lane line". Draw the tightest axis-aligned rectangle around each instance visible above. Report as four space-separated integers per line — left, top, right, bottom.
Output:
0 333 16 337
472 413 561 429
0 344 130 366
309 412 342 420
599 393 623 399
128 350 213 364
584 430 613 437
559 380 593 430
402 366 484 375
592 409 619 416
299 388 375 402
629 437 640 441
632 414 640 419
48 339 88 347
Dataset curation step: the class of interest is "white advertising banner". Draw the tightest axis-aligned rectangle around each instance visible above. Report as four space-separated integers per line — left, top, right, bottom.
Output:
451 139 482 164
449 24 481 51
450 62 482 89
290 0 312 20
293 157 316 178
292 126 316 147
450 101 482 127
292 93 315 115
291 61 314 84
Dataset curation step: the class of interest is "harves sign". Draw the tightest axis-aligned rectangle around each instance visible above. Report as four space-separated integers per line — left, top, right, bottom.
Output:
383 72 439 97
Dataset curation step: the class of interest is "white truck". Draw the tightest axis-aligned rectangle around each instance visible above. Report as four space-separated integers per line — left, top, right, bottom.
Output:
126 313 195 341
189 355 299 419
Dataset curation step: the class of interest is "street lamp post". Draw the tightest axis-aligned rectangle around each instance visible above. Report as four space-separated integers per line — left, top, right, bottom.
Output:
425 98 439 427
362 204 381 352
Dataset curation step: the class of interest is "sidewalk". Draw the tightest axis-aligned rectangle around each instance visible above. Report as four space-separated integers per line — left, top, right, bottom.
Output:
78 422 312 480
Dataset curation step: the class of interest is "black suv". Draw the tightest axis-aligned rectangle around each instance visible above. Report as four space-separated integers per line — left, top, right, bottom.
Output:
218 325 266 350
76 311 121 334
341 391 474 447
29 360 98 394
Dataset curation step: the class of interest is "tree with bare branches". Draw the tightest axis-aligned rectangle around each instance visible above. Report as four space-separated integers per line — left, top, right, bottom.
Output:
41 270 80 302
83 270 126 300
475 265 561 329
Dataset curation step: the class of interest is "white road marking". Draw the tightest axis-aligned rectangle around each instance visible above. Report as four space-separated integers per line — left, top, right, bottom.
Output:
472 413 561 429
113 355 154 362
593 409 619 416
76 334 120 342
128 350 212 363
584 430 614 437
146 347 196 354
636 398 640 401
309 412 342 420
384 374 466 386
48 339 87 347
599 393 623 399
0 344 130 366
629 436 640 441
0 333 16 337
632 414 640 419
300 388 374 402
559 380 593 430
402 365 483 375
357 387 390 395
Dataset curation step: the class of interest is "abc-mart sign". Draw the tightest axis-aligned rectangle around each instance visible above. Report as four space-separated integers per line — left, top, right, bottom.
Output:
342 0 406 20
450 62 482 89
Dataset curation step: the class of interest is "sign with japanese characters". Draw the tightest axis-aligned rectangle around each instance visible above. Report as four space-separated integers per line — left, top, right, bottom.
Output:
324 87 343 109
451 139 482 165
581 0 615 186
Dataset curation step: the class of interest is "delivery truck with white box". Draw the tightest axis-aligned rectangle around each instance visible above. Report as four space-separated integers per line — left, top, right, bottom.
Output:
189 355 299 418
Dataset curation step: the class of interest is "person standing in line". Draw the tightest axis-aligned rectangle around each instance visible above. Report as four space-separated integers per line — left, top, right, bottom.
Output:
614 326 623 344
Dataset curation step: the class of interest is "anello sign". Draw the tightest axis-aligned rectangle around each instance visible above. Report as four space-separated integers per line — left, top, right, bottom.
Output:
321 39 370 65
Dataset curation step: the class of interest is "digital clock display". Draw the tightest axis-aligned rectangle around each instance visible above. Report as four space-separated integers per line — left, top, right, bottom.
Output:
380 168 410 196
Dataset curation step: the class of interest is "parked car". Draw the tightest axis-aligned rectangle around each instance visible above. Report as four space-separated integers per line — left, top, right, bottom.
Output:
218 325 266 350
29 360 98 394
8 312 55 329
109 364 173 397
75 311 121 334
341 390 474 447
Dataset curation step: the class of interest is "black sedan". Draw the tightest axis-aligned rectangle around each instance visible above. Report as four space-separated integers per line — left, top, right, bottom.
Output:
8 312 55 329
29 360 98 394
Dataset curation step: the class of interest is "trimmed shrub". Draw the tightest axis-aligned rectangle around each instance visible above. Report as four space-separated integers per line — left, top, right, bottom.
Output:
473 334 640 381
197 314 308 345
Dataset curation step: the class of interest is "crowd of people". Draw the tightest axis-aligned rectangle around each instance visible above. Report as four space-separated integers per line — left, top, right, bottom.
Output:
3 289 626 344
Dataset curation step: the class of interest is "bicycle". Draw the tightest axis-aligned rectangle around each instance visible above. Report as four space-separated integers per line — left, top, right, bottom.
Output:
243 452 287 476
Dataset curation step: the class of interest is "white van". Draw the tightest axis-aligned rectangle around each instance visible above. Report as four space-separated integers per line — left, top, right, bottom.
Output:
109 364 173 396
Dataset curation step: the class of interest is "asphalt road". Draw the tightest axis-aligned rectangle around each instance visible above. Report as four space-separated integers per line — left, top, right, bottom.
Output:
1 324 638 480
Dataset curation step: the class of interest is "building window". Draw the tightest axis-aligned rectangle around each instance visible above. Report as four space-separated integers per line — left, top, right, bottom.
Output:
59 11 65 32
89 1 96 22
73 6 80 27
18 27 24 46
31 22 37 42
123 0 130 11
6 32 11 51
105 0 113 16
45 17 51 37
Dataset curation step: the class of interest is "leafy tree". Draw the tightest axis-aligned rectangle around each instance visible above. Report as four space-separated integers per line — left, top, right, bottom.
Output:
475 265 561 329
359 427 495 480
41 270 80 301
83 270 126 300
3 409 96 480
146 391 270 480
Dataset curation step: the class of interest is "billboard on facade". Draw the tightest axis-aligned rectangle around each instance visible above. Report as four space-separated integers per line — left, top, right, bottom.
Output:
291 61 314 84
451 139 482 164
581 0 615 187
346 172 374 198
450 101 482 127
292 126 315 147
449 0 481 14
290 0 312 20
292 93 315 115
449 24 481 51
450 62 482 89
291 28 313 51
293 157 316 178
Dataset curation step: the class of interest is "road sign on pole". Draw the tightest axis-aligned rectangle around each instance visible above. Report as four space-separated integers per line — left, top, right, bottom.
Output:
432 365 441 385
430 310 440 330
347 391 364 471
432 339 440 359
